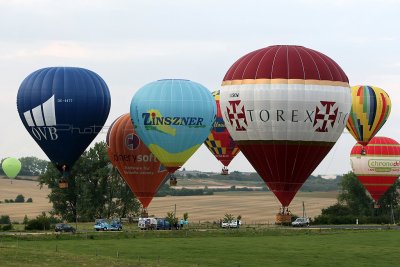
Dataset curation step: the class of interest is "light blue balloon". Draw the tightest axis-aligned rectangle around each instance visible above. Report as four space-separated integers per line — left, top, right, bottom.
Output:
130 79 216 172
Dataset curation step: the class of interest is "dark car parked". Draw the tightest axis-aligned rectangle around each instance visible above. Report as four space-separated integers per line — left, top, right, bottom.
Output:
55 223 76 233
156 218 171 230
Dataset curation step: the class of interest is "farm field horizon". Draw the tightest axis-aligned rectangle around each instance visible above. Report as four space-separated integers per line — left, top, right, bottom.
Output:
0 177 337 223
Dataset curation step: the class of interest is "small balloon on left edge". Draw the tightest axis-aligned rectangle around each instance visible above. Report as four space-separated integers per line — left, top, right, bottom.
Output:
2 157 22 179
16 67 111 187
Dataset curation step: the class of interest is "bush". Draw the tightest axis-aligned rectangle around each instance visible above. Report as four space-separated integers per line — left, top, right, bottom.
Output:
15 194 25 203
25 212 51 230
2 224 13 231
26 198 33 203
23 215 29 225
0 215 11 224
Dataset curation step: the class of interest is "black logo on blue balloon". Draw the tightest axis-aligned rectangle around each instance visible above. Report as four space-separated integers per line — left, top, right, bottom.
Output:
213 118 225 132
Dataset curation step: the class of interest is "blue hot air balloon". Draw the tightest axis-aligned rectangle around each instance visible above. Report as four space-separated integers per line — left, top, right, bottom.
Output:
17 67 111 175
130 79 216 173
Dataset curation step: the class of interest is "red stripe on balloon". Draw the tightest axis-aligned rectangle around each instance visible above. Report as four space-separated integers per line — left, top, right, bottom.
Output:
223 45 349 83
237 142 334 207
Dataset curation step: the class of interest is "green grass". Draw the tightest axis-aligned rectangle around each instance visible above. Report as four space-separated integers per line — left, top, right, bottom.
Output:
0 229 399 266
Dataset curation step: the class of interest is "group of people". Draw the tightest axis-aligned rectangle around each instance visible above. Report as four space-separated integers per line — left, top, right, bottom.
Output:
174 218 189 229
279 207 291 215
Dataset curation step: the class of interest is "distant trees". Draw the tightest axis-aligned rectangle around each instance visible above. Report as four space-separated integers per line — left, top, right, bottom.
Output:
19 157 48 176
39 142 141 222
0 215 11 224
15 194 25 203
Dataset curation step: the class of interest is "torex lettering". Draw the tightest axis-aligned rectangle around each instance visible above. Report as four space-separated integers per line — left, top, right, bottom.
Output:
225 100 349 133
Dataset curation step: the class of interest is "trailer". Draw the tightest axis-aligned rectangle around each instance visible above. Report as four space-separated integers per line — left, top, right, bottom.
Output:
138 217 157 230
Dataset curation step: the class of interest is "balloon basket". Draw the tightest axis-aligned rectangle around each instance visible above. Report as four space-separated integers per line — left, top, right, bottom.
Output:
141 210 148 218
169 177 177 186
221 168 229 175
374 204 381 209
59 180 68 189
275 214 292 225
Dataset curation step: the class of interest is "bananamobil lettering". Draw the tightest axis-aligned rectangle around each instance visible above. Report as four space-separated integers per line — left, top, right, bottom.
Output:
142 109 205 136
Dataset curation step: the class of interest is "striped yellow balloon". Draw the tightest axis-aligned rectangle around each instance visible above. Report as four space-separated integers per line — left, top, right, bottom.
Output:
346 85 391 146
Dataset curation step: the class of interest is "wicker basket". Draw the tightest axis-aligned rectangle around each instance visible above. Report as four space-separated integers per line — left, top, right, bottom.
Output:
59 180 69 189
275 213 292 224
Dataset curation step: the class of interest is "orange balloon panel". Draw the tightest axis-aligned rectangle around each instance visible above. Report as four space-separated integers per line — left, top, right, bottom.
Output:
107 113 168 208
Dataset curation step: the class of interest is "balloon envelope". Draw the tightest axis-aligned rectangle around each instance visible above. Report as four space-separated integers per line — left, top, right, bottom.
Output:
350 136 400 202
2 158 22 178
130 79 216 172
107 114 169 208
17 67 111 172
346 85 391 146
220 45 351 207
204 90 240 167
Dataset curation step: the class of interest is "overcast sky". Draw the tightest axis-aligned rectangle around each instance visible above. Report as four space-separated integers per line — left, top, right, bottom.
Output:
1 0 399 176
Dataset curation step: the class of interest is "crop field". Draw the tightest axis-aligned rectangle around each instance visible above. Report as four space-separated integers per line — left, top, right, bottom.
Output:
0 178 51 221
0 228 399 266
0 177 338 223
148 191 338 223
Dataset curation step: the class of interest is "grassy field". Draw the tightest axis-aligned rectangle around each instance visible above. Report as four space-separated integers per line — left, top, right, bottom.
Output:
0 177 338 223
0 229 399 266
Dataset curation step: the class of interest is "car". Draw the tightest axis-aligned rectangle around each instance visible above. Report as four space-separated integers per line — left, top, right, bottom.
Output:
55 223 75 233
94 219 122 231
110 220 123 230
156 218 171 230
221 220 241 228
291 217 310 227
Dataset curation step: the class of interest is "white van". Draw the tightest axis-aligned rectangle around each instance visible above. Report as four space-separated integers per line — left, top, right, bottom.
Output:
221 220 241 228
138 217 157 230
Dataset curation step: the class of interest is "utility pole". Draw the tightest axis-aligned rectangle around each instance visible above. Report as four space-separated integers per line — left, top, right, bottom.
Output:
174 204 177 217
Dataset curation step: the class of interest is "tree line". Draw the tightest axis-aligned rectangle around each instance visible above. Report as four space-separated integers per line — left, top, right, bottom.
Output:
313 172 400 224
5 142 400 224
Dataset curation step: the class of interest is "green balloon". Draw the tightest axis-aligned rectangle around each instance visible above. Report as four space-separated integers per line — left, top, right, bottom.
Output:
2 158 22 178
